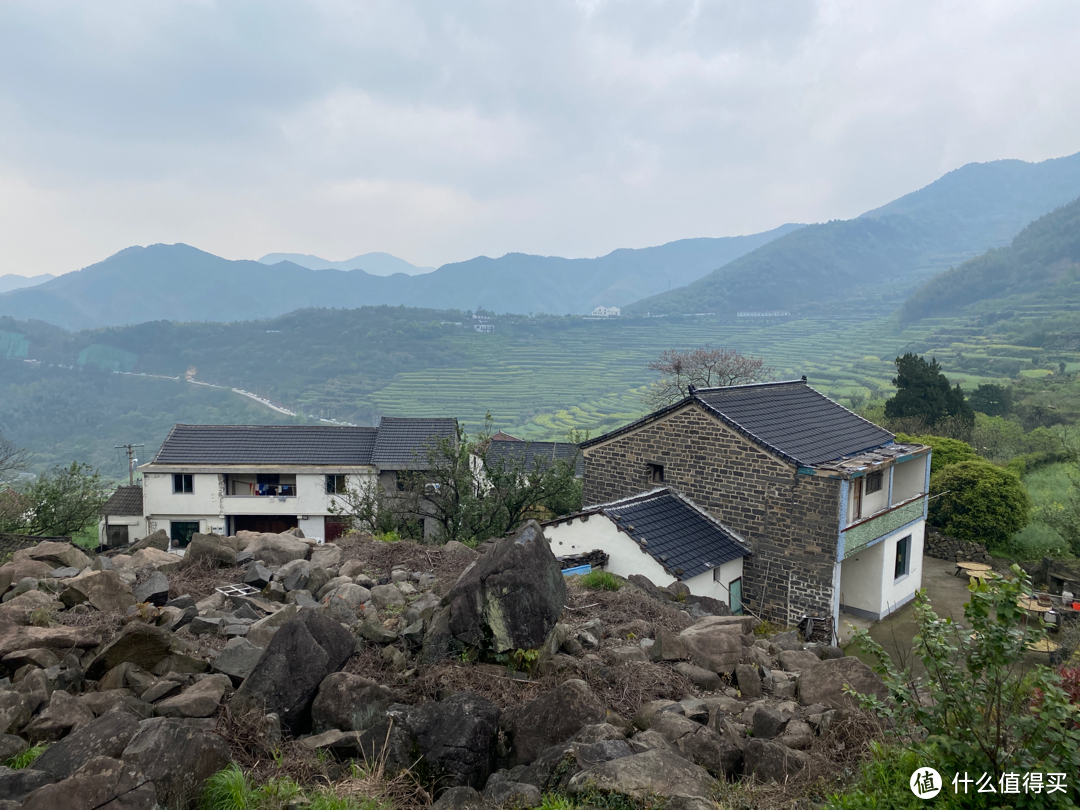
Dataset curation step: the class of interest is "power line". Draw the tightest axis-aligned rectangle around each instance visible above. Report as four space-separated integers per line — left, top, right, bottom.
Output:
115 443 144 486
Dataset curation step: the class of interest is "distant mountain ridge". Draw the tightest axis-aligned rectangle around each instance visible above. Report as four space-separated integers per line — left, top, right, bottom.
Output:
0 274 55 294
0 225 802 329
627 151 1080 316
258 251 435 276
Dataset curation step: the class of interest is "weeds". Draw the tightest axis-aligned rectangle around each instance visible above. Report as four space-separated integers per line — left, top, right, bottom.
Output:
580 570 623 592
5 745 46 770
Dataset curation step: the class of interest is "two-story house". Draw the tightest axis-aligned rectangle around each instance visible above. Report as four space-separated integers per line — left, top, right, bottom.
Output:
581 379 930 633
138 417 457 547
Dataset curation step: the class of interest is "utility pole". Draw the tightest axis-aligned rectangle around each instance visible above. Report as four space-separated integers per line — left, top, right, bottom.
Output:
115 444 144 486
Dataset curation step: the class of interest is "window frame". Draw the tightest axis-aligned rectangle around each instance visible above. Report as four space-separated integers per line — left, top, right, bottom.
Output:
169 520 199 548
173 473 193 494
325 474 347 495
894 534 911 581
865 470 884 495
648 463 665 484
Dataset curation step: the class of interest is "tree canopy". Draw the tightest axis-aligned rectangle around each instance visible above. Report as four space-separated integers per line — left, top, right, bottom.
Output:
885 353 974 429
642 344 772 410
928 460 1031 548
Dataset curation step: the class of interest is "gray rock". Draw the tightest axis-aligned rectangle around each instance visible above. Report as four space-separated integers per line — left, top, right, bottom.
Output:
423 521 565 661
181 533 237 568
21 756 156 810
778 649 820 673
369 584 406 609
678 616 745 675
85 623 176 680
0 766 54 803
154 674 231 718
675 663 722 691
797 656 887 710
58 571 135 613
32 712 142 781
431 786 485 810
23 690 95 744
286 590 318 609
311 672 397 733
744 738 808 783
133 572 170 607
567 748 717 800
231 611 354 733
48 567 80 579
650 712 743 778
768 631 802 652
242 562 272 589
212 638 264 684
751 706 790 740
649 626 688 662
245 533 309 566
309 544 342 572
188 616 223 636
0 736 25 764
505 679 606 766
121 716 232 809
483 773 542 808
735 663 762 699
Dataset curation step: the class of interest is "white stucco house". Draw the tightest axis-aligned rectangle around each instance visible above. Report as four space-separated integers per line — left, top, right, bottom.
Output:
543 487 752 612
137 418 457 548
590 306 621 318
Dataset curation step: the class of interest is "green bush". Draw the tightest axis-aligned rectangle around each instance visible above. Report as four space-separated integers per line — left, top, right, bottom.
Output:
5 745 46 770
895 433 977 474
997 523 1072 561
928 460 1031 547
826 741 964 809
579 570 623 591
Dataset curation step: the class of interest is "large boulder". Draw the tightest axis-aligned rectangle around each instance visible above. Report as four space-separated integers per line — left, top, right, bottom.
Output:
86 623 175 680
0 561 54 596
231 611 354 733
154 674 231 718
567 748 716 800
121 717 232 809
504 679 607 766
58 570 136 613
0 625 102 658
797 656 888 710
310 544 342 572
244 533 309 567
0 766 55 803
21 756 157 810
133 572 170 607
128 529 169 553
32 712 143 781
13 542 92 571
743 738 809 783
677 616 746 675
212 638 264 685
311 672 397 733
650 712 742 778
127 548 182 574
365 692 501 794
181 534 236 568
423 521 565 660
23 690 95 744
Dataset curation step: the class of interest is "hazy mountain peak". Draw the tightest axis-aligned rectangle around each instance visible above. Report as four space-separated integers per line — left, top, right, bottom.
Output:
258 251 434 276
0 273 56 294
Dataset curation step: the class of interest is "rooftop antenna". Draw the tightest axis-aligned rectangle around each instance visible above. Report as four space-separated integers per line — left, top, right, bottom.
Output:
115 443 144 486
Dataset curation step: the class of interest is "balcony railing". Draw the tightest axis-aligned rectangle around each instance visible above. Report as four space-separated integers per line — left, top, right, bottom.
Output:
841 495 926 557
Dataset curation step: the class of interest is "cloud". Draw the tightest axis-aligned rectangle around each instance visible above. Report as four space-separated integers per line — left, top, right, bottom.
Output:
0 0 1078 274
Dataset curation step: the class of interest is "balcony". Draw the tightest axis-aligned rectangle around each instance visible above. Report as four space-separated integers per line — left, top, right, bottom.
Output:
841 496 926 557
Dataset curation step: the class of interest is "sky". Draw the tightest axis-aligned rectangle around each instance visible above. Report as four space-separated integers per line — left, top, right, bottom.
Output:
1 1 1079 276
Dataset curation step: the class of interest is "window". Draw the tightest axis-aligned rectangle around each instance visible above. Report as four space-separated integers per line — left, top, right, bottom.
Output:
865 470 884 494
326 474 347 495
170 521 199 549
894 535 911 580
850 478 863 521
173 474 193 494
648 463 665 484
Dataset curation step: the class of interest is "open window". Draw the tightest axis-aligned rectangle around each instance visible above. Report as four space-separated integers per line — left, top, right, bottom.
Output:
648 463 665 484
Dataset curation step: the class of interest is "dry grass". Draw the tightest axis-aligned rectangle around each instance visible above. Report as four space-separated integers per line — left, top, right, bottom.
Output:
564 579 693 636
336 723 433 810
167 557 244 601
335 532 478 596
584 660 700 720
56 605 125 646
214 705 328 786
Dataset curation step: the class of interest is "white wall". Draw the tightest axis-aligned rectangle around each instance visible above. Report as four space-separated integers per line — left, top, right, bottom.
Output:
544 514 743 608
144 473 220 518
893 455 928 502
839 519 925 620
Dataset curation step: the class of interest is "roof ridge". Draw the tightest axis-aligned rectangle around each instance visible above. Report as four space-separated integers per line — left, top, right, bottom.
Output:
693 378 807 392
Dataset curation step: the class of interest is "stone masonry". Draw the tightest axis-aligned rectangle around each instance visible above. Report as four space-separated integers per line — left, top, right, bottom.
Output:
583 402 840 625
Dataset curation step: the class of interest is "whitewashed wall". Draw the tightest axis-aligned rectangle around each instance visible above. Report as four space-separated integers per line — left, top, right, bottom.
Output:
839 519 925 620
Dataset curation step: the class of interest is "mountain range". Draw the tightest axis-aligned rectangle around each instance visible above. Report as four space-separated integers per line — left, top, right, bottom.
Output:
2 151 1080 330
0 225 801 329
257 251 434 276
0 274 54 294
628 152 1080 315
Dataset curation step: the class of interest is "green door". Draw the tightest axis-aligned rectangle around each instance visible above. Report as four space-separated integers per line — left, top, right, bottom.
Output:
729 578 743 615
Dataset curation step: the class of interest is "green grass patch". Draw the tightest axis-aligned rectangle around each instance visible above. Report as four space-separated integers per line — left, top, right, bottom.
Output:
825 742 964 809
5 745 46 770
579 570 623 591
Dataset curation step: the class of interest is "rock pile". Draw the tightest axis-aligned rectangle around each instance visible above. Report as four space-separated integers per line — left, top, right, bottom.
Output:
0 523 890 809
924 528 991 563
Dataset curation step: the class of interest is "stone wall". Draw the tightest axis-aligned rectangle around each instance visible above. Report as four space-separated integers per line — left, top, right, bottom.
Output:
583 403 841 625
923 528 990 563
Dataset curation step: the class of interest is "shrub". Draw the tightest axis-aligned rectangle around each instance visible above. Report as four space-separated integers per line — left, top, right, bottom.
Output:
928 460 1031 547
826 741 965 809
895 433 977 474
852 568 1080 808
996 523 1071 561
580 570 622 592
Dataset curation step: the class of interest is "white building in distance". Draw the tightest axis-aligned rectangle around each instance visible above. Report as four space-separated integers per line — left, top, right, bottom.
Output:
591 306 621 318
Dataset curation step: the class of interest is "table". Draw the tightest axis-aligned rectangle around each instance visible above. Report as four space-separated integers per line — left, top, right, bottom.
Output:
955 561 993 578
1017 597 1052 614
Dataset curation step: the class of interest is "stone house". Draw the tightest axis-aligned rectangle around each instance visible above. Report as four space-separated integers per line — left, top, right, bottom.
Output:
138 417 458 549
543 487 751 609
581 379 931 632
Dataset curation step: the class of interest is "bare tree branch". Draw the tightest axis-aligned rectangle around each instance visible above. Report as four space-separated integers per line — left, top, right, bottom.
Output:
641 344 773 410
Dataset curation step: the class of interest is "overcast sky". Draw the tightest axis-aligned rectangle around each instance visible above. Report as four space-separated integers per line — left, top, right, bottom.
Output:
2 1 1079 276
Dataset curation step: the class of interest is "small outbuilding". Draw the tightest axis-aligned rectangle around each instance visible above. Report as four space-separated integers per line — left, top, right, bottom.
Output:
98 485 147 549
542 487 751 613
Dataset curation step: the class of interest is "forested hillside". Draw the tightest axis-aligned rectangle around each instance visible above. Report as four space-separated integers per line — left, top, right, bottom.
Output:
627 151 1080 316
900 195 1080 322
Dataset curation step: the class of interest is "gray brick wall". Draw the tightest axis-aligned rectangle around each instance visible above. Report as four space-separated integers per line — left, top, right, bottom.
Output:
583 403 840 624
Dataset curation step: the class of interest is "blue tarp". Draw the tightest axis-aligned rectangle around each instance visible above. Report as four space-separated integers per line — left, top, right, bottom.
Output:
562 564 592 576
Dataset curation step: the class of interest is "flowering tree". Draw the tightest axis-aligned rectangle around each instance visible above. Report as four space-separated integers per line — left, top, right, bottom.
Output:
642 344 773 410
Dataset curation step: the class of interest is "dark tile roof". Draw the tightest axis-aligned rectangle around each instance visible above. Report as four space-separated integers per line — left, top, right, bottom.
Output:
483 441 583 476
101 485 143 516
153 424 377 465
372 417 460 469
693 380 894 466
577 488 750 581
